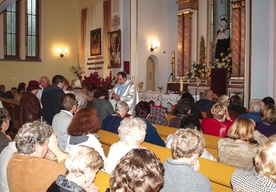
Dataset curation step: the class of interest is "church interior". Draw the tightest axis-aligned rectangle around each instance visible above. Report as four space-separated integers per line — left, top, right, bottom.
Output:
0 0 275 107
1 1 276 192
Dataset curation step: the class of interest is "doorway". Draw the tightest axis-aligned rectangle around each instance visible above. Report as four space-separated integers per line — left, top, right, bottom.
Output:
146 57 156 91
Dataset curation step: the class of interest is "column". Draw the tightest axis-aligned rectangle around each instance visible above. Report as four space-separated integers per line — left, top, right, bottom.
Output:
231 0 245 77
177 11 193 76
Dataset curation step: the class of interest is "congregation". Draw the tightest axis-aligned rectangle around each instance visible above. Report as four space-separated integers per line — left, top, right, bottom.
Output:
1 72 276 192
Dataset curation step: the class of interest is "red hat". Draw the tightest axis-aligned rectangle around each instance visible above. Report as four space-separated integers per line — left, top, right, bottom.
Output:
27 80 41 91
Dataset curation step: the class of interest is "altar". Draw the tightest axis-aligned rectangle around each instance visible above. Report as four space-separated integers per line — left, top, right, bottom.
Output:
138 91 182 109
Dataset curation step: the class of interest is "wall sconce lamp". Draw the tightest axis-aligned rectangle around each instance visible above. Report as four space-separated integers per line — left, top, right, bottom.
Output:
150 40 160 52
56 48 68 57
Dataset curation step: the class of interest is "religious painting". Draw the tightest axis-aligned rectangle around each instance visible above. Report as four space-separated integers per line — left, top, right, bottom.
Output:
90 28 101 56
108 29 121 68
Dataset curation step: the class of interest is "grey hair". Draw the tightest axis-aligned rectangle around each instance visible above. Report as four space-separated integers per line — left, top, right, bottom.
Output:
115 101 129 112
250 99 264 112
15 120 53 155
71 79 82 88
118 117 146 145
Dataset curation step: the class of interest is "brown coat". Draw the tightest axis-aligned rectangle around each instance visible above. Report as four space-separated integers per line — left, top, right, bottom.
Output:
218 131 268 170
20 91 42 127
7 153 66 192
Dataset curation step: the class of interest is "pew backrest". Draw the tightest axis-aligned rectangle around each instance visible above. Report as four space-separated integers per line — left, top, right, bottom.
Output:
0 97 20 129
94 170 110 192
97 129 235 192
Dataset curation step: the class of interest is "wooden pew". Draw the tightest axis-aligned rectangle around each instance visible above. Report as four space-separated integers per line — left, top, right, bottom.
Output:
166 113 176 124
97 129 235 192
94 170 110 192
0 97 20 129
153 124 220 160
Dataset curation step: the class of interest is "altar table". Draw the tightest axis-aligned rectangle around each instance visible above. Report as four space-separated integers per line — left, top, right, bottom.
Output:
138 91 182 108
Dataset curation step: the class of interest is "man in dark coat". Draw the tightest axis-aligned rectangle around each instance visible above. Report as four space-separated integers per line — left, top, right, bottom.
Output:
41 75 65 125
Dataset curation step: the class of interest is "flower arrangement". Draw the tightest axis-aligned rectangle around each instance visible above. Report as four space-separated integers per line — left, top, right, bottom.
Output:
211 50 232 78
81 71 117 92
185 50 232 82
70 66 84 80
185 61 211 83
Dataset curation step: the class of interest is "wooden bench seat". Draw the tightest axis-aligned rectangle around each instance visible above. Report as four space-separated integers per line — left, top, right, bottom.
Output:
0 97 20 129
153 124 220 160
97 129 235 192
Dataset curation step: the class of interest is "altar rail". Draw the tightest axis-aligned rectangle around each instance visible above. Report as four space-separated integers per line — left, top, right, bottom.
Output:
97 129 235 192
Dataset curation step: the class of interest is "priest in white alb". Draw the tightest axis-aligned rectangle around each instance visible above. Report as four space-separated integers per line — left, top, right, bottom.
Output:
109 71 138 115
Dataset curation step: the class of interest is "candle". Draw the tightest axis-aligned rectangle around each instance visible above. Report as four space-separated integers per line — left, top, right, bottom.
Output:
171 51 175 58
180 77 183 93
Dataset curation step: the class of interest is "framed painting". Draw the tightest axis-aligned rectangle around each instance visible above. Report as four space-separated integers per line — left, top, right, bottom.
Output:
109 29 121 68
90 28 101 56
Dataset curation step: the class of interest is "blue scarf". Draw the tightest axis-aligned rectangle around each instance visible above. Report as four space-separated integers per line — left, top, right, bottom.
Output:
116 82 129 97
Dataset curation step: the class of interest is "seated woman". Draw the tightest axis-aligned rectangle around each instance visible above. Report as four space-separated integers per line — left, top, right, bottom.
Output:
104 117 146 174
7 121 67 191
202 103 234 137
109 148 164 192
14 82 26 101
166 115 216 161
0 108 12 153
160 129 212 192
218 117 268 170
147 105 168 126
255 103 276 137
47 145 104 192
228 95 247 115
134 101 165 146
93 86 114 123
231 138 276 191
101 101 129 133
207 94 239 119
66 107 106 162
180 92 203 119
169 98 192 128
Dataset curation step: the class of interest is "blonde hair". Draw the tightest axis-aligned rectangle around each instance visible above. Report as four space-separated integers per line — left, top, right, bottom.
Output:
65 145 103 177
171 129 205 159
260 104 276 124
118 117 146 145
217 94 230 106
211 103 228 120
255 139 276 182
227 117 255 142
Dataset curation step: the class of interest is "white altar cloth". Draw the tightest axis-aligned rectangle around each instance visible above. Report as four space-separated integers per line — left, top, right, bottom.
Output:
138 91 182 108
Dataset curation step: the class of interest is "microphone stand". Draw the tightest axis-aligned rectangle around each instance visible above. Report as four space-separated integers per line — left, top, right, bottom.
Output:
165 73 173 94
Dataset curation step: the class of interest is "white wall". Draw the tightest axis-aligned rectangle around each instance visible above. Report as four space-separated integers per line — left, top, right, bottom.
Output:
251 0 270 99
137 0 178 89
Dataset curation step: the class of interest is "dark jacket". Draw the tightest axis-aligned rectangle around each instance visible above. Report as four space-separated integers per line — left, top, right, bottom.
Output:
135 117 165 147
20 91 42 127
41 85 65 125
195 99 215 112
47 175 85 192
